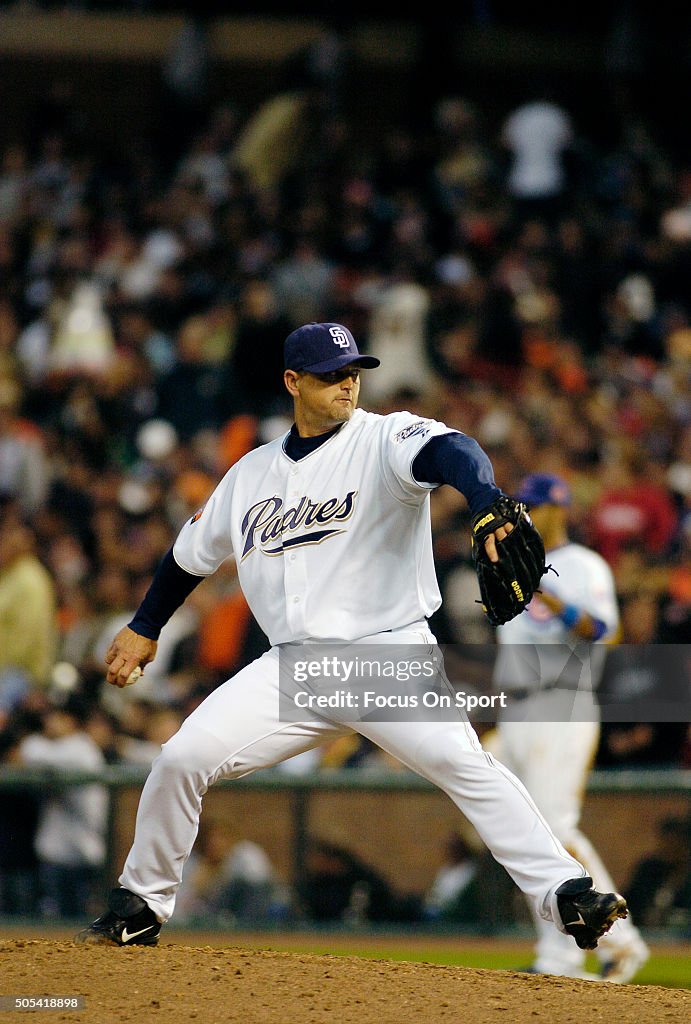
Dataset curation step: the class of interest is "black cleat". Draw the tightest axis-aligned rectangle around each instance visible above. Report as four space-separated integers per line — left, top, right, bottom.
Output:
75 887 161 946
556 876 628 951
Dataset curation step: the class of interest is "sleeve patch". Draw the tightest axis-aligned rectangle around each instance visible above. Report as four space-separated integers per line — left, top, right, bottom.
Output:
391 420 431 444
190 503 206 524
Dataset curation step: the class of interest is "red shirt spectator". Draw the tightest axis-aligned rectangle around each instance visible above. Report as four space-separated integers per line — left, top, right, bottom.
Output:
589 459 679 566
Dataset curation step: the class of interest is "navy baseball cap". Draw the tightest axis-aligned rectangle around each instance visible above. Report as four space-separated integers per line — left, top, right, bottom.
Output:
515 473 571 508
284 322 380 373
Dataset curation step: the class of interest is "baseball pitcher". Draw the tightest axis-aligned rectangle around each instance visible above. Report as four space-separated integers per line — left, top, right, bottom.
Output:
76 324 627 954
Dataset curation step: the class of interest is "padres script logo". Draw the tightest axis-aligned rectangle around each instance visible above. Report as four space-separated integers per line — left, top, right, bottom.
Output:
240 491 358 559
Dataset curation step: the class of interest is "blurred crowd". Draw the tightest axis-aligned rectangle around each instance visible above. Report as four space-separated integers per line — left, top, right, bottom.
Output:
0 28 690 917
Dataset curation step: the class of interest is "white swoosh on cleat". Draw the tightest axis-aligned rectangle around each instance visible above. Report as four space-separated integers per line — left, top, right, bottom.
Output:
121 925 155 943
568 913 587 928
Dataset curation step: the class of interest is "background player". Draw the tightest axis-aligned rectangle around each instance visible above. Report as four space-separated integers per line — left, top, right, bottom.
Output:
490 472 649 982
75 324 627 953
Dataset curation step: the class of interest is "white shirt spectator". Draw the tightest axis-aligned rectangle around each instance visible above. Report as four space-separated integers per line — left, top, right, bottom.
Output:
20 725 107 868
501 100 574 200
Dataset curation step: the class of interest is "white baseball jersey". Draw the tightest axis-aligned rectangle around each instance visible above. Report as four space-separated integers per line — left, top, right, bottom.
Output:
494 542 620 692
173 408 456 645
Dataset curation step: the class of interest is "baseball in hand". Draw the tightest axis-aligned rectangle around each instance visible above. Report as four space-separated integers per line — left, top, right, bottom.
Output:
124 665 143 687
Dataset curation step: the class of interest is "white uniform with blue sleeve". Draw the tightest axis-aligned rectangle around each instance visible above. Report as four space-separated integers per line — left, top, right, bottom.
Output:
118 407 584 928
172 409 454 645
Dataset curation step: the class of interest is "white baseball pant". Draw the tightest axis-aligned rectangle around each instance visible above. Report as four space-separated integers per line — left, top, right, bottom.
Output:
120 624 584 926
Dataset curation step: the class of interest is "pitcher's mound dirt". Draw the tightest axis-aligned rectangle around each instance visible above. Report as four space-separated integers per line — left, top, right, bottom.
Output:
2 939 689 1024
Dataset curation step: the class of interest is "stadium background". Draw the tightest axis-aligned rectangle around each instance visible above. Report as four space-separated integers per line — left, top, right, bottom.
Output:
0 1 689 1010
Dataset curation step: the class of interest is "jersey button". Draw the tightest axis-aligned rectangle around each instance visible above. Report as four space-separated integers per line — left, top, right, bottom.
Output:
289 553 296 561
292 596 300 603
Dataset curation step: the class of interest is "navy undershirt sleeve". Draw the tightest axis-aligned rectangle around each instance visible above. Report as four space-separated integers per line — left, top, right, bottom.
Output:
412 432 502 516
128 547 205 640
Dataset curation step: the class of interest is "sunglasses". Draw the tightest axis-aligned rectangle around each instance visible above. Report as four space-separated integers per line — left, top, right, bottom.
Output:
308 367 361 384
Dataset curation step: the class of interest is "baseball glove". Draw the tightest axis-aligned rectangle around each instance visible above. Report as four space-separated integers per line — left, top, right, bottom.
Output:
471 497 547 626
